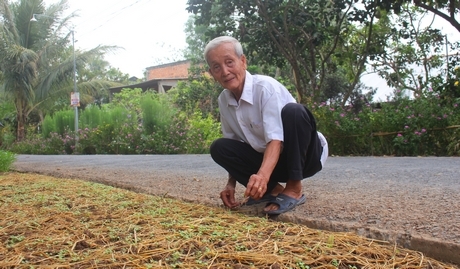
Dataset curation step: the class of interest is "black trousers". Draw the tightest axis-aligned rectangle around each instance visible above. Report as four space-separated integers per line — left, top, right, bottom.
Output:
210 103 323 193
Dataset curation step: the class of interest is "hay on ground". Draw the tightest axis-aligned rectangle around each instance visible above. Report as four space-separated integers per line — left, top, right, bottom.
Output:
0 173 457 269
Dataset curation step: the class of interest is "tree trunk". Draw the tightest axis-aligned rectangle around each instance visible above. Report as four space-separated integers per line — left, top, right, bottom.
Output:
15 99 28 142
16 111 26 142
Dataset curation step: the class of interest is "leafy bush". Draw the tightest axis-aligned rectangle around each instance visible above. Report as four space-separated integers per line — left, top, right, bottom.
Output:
8 133 71 155
6 72 458 156
183 111 221 154
41 114 55 139
137 115 188 154
314 92 460 156
54 110 75 134
41 109 74 137
141 95 175 135
0 150 16 172
80 105 102 129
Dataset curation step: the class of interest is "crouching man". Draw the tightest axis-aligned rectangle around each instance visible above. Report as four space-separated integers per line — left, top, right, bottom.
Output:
206 36 328 215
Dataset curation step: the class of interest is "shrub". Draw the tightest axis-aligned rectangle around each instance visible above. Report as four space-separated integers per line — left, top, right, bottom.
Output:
141 95 175 135
184 111 221 154
41 114 55 138
54 110 75 134
80 105 102 129
41 109 75 138
314 93 460 156
0 150 16 172
8 132 71 155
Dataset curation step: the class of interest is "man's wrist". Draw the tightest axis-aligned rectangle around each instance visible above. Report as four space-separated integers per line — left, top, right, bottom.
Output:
227 175 237 188
256 171 270 183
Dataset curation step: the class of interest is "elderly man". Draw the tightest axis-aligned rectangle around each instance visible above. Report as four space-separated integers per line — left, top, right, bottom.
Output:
206 36 328 215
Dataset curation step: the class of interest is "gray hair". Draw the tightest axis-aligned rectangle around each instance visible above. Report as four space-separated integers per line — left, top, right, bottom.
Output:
204 36 244 65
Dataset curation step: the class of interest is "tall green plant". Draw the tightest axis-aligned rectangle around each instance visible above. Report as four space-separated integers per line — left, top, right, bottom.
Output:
40 109 74 137
0 150 15 172
54 110 74 135
141 96 176 135
80 105 102 129
41 114 55 138
184 111 221 154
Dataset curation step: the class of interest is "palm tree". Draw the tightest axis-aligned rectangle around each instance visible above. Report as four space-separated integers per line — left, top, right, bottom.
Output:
0 0 118 141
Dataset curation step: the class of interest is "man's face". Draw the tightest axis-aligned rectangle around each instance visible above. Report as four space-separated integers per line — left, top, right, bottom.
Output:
207 42 247 95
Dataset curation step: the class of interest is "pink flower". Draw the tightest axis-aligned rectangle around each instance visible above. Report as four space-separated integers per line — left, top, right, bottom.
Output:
397 133 402 137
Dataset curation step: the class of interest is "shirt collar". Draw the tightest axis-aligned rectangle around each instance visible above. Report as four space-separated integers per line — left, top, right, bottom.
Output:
225 71 253 107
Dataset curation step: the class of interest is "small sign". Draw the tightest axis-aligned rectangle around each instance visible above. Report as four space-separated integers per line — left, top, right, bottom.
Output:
71 92 80 107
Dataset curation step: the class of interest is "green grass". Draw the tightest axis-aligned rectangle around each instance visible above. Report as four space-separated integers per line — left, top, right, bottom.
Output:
0 150 15 172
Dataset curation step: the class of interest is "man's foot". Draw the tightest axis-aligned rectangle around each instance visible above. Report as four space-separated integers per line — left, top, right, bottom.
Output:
244 183 284 206
264 179 303 213
263 193 306 215
270 183 284 196
244 193 276 206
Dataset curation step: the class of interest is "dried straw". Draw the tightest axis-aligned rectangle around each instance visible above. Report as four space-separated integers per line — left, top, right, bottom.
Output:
0 173 457 269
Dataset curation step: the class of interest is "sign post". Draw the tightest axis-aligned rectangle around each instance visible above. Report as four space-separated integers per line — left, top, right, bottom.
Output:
71 92 80 107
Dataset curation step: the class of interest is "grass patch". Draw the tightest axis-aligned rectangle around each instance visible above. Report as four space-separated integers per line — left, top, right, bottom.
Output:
0 150 15 172
0 172 456 268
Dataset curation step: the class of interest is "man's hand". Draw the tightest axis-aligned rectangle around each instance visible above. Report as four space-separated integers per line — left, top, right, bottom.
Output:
245 173 268 200
244 140 281 200
220 185 239 209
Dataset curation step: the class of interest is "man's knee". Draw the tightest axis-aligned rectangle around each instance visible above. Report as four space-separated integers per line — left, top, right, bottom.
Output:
210 138 225 159
282 103 303 115
281 103 310 122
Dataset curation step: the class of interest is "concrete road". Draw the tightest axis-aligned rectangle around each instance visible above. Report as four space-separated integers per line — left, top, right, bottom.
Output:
11 155 460 265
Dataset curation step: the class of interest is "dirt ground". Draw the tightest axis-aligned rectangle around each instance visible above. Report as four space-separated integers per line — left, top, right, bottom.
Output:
12 155 460 266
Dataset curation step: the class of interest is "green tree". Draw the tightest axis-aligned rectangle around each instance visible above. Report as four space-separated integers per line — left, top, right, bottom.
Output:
373 0 460 33
76 54 130 107
0 0 117 141
184 15 208 63
187 0 385 105
371 5 454 98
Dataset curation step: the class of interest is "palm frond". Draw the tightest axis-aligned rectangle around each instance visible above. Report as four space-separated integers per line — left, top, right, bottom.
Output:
35 45 120 100
0 0 20 43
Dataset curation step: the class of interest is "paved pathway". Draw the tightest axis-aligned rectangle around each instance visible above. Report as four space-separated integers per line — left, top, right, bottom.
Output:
12 155 460 265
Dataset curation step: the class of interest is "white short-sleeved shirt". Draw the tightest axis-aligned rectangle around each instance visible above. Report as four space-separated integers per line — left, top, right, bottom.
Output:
218 71 296 153
317 131 328 166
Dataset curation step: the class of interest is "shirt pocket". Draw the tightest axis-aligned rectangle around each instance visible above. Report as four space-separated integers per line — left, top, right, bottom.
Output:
251 121 263 129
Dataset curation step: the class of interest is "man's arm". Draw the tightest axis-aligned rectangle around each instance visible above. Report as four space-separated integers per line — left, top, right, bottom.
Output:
226 174 237 189
245 140 282 199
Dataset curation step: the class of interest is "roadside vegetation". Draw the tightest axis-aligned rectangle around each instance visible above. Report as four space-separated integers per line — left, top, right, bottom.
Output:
1 172 457 268
1 0 459 157
2 84 459 156
0 150 15 172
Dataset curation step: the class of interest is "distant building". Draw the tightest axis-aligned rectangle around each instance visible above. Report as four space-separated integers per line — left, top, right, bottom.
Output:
108 60 191 98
